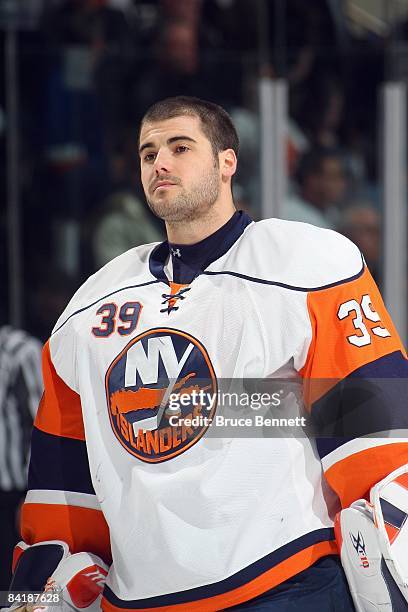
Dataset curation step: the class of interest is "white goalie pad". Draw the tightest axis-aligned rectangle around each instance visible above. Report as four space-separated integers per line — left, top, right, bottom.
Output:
335 464 408 611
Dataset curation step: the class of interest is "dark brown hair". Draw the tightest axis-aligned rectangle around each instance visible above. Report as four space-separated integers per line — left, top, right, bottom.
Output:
139 96 239 159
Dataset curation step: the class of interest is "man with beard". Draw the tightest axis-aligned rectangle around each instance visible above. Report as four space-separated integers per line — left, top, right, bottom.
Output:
8 98 408 611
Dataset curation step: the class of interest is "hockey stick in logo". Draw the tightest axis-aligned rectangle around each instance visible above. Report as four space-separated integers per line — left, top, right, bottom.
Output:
133 342 194 433
154 341 194 429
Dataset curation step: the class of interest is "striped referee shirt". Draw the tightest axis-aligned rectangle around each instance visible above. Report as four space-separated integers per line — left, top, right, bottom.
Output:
0 326 43 491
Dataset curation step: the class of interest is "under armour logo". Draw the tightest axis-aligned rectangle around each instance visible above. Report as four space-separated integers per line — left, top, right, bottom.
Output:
171 248 181 257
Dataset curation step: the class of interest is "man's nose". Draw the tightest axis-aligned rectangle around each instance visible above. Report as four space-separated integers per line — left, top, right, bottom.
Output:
153 149 172 174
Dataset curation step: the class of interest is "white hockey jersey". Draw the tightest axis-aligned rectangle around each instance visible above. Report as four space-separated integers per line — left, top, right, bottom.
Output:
22 214 408 611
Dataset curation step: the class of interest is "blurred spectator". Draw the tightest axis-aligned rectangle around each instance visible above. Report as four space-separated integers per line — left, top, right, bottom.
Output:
130 4 241 121
41 0 132 50
131 18 209 118
337 202 381 284
159 18 199 76
284 147 348 228
160 0 201 25
0 326 43 589
39 0 135 173
292 75 345 150
90 191 164 270
287 118 310 179
26 0 138 277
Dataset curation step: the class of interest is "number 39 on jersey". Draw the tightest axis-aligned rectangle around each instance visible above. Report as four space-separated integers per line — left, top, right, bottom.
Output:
337 293 391 347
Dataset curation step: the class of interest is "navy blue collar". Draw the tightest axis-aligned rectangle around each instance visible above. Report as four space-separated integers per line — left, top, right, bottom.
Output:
149 211 253 284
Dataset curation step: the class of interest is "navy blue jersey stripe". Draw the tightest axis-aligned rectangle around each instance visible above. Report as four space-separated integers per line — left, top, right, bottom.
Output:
312 351 408 460
103 528 334 608
316 438 350 460
348 350 408 378
203 255 364 292
28 427 95 495
380 498 407 529
53 280 160 334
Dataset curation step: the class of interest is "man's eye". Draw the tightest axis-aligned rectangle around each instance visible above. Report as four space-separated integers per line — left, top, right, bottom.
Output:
175 145 189 153
144 152 156 162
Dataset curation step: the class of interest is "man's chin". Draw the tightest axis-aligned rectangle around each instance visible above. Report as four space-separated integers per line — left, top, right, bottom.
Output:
158 211 195 223
147 204 188 223
146 197 190 222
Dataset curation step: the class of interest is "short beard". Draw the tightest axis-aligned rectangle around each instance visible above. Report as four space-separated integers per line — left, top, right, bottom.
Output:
146 166 220 223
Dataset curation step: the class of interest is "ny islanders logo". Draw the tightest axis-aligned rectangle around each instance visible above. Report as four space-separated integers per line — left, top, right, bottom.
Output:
105 328 217 462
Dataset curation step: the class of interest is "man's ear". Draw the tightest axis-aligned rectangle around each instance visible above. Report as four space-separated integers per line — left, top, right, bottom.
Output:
220 149 237 180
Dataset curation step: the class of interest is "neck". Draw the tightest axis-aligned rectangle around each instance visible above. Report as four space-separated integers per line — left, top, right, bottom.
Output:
165 195 236 244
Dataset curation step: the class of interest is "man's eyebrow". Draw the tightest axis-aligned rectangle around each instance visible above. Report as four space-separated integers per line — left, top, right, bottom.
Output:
167 135 197 145
139 135 197 155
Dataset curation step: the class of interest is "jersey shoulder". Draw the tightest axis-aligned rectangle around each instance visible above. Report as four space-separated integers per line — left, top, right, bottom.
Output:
52 242 159 334
212 217 364 290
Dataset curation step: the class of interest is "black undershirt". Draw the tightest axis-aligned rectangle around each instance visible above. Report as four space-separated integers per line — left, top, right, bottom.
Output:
167 211 253 284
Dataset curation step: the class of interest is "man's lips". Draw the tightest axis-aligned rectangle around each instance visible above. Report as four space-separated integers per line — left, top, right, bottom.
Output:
153 181 178 192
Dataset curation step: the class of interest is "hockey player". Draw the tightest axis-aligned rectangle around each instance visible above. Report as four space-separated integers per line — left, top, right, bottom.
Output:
8 97 408 611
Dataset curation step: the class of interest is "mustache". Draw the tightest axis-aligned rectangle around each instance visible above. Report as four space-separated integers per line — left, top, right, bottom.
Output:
150 175 181 192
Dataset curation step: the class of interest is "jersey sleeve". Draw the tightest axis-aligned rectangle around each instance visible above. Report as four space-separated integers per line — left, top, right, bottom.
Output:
21 340 111 565
300 264 408 508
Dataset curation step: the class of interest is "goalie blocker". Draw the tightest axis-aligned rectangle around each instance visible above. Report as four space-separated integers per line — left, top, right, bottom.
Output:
8 540 108 611
336 464 408 611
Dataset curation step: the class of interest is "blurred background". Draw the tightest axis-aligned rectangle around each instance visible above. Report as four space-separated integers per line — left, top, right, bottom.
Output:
1 0 408 588
1 0 408 341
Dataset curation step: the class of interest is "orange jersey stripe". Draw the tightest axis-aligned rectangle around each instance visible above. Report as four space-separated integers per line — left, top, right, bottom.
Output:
35 341 85 440
395 473 408 491
301 267 406 407
101 541 337 612
324 443 408 508
21 503 112 565
384 523 399 545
